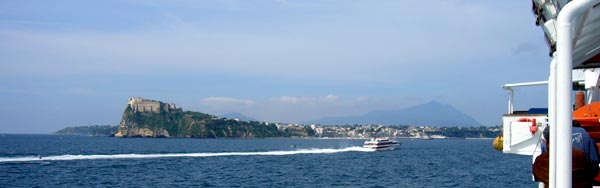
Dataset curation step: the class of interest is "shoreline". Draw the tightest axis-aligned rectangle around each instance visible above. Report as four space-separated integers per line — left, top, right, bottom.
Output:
2 134 496 140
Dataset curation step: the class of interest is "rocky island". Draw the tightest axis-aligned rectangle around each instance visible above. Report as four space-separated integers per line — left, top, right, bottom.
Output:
114 97 284 138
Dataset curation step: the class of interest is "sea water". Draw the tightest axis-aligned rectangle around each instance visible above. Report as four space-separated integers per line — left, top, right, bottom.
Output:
0 135 536 187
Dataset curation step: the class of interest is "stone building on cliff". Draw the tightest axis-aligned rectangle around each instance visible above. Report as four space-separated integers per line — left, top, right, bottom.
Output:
127 97 177 113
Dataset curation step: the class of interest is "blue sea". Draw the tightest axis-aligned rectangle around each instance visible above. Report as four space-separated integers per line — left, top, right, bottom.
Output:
0 135 536 187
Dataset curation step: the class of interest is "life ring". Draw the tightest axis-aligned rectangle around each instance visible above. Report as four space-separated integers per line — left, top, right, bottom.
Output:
517 118 537 134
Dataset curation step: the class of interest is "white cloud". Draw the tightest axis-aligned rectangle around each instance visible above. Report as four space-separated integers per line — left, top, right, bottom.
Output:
237 94 417 123
273 94 339 105
323 94 339 102
201 97 256 106
278 96 299 104
356 96 369 101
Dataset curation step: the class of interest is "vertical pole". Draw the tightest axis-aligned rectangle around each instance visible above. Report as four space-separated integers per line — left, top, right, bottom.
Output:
555 20 573 188
542 1 598 186
587 90 593 104
508 89 514 114
553 0 600 185
548 57 557 188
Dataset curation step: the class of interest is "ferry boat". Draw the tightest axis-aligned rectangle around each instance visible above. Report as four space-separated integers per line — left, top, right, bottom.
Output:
363 137 400 150
500 0 600 187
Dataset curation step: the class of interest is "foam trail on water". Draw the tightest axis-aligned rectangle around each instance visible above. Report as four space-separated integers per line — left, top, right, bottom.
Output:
0 147 374 163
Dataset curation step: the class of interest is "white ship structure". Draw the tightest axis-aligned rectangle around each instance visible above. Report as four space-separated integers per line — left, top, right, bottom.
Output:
500 0 600 187
362 137 400 151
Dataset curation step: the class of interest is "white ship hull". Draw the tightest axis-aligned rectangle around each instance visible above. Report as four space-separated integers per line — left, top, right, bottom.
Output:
363 138 400 151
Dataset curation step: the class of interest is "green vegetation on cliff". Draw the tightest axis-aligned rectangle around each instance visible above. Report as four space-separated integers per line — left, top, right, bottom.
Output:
55 125 118 136
117 106 282 138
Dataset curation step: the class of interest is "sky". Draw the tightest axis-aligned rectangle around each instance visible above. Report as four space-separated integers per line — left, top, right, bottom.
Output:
0 0 553 133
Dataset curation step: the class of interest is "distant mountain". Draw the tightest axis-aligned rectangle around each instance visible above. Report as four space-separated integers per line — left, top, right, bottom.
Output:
305 101 482 127
220 112 257 121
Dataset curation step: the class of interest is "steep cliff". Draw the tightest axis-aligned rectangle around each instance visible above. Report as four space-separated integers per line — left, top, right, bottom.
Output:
114 102 281 138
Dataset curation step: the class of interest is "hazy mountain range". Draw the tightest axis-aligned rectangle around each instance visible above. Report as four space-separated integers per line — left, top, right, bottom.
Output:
225 101 482 127
220 112 257 122
304 101 482 127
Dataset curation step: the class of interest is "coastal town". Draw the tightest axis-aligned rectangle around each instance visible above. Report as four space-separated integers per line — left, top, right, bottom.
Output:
57 122 502 139
277 123 501 139
55 97 502 139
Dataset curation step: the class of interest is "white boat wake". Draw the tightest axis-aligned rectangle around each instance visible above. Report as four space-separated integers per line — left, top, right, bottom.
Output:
0 147 374 163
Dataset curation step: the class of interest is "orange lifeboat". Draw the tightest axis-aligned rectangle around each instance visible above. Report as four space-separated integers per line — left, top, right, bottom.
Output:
573 102 600 139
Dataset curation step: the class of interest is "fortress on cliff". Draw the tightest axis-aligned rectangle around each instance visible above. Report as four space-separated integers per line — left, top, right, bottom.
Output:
127 97 178 113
